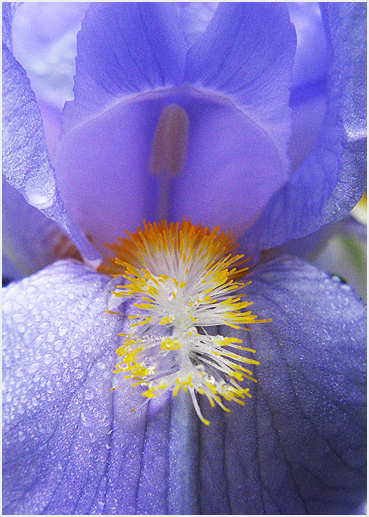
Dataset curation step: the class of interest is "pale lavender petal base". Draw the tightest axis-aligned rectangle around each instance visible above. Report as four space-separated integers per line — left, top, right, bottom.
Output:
56 88 287 252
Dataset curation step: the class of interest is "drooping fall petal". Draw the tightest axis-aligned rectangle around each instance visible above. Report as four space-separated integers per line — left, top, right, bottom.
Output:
3 256 365 514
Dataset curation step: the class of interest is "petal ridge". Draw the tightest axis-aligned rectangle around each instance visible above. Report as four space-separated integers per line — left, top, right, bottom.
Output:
184 3 297 169
63 2 187 135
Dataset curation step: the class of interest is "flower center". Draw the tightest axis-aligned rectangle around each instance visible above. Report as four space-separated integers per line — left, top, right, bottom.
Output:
104 218 270 425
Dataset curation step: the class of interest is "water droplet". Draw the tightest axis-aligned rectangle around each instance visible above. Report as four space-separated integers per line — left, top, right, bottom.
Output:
46 380 54 393
73 359 82 369
54 339 63 351
24 177 56 209
58 326 68 337
43 354 53 365
61 348 69 358
74 369 84 380
84 388 94 401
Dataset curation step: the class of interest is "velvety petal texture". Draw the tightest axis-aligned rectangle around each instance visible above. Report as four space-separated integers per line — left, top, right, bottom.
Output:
3 257 365 514
243 3 367 260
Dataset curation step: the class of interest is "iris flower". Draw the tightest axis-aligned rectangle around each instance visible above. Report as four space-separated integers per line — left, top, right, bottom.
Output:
2 2 366 514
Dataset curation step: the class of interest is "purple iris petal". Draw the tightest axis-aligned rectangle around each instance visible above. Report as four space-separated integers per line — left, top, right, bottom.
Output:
3 261 120 514
3 4 366 515
3 43 57 210
3 3 366 265
56 88 287 252
56 3 296 251
289 2 327 89
2 260 194 514
184 3 296 167
54 2 189 251
2 176 63 278
3 257 365 514
171 92 286 235
175 2 217 49
200 255 366 514
288 2 328 169
2 2 15 49
56 98 160 251
174 2 297 234
2 32 101 264
243 3 367 260
63 2 187 133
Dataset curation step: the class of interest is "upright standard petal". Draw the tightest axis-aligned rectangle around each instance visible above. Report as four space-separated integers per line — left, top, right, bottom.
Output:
184 3 297 165
288 3 328 170
2 41 101 264
3 257 365 514
56 3 297 251
169 4 296 232
63 2 187 132
244 3 367 260
55 3 190 252
289 2 328 90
